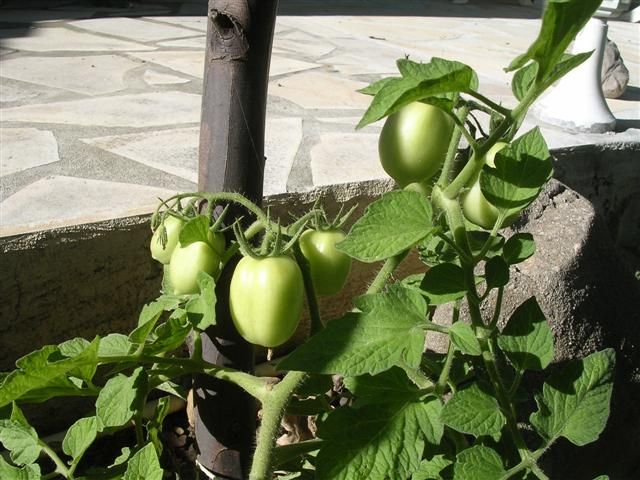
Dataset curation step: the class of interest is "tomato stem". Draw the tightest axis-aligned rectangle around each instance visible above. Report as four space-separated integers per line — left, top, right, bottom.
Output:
367 250 409 295
293 244 324 335
248 371 309 480
437 105 469 189
436 302 460 395
39 439 71 479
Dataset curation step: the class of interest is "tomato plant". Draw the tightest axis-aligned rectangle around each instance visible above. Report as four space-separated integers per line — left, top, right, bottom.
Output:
378 101 454 187
299 228 351 296
0 3 618 480
150 214 184 264
229 255 304 348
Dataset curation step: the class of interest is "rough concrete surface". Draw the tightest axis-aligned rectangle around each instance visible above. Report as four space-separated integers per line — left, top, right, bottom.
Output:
503 180 640 479
1 0 638 235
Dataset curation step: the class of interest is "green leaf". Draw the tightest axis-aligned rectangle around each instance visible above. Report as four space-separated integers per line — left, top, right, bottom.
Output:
344 367 422 408
0 339 99 407
129 301 166 344
274 440 324 468
359 77 397 96
96 367 147 430
144 315 192 355
498 297 554 371
441 383 506 437
511 62 538 101
0 420 41 466
297 374 333 397
111 447 132 467
123 443 163 480
453 445 506 480
412 455 452 480
358 57 477 128
316 397 443 480
468 231 504 259
0 457 41 480
506 0 602 78
338 190 435 262
147 397 171 455
418 234 459 267
503 233 535 265
530 348 615 446
485 256 509 289
62 416 98 462
420 263 467 305
480 127 552 210
178 215 210 247
57 338 97 382
512 51 591 103
593 476 609 480
58 338 91 357
185 271 217 330
448 323 481 356
279 286 427 376
154 380 188 401
99 334 134 357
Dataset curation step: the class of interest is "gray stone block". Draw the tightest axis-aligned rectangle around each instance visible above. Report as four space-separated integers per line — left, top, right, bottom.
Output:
602 39 630 99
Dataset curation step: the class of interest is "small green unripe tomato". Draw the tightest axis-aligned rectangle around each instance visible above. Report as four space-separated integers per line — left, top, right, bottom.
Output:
403 181 432 196
230 255 304 348
461 142 519 229
378 102 454 187
150 215 184 265
169 231 225 295
299 229 352 296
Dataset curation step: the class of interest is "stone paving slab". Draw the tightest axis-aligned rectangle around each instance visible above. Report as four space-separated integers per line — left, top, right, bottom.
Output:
0 0 638 236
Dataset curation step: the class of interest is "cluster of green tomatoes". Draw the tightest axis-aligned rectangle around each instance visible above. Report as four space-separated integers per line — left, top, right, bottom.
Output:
379 101 511 229
149 207 352 349
149 100 511 350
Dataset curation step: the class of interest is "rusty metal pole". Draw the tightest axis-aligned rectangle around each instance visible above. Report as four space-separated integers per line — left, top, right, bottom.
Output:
195 1 279 478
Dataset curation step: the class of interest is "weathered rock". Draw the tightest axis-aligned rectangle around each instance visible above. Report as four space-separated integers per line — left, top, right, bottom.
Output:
431 173 640 477
601 39 629 99
492 180 639 479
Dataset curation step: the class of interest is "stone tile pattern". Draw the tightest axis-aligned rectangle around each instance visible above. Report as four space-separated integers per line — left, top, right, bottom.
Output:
1 0 638 235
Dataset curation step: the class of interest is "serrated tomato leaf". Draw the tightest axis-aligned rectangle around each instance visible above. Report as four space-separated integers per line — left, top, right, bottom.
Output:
316 396 443 480
420 263 467 305
498 297 554 371
530 348 615 446
453 445 506 480
279 287 427 376
480 127 552 210
337 190 435 263
441 383 506 437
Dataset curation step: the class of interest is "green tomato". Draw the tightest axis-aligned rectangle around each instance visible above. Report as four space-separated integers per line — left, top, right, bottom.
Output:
150 215 184 265
461 142 518 230
378 102 454 187
169 234 224 295
299 229 352 296
403 181 432 196
229 255 304 348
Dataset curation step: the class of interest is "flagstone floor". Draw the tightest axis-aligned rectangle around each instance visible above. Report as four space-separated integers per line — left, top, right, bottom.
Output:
1 0 638 236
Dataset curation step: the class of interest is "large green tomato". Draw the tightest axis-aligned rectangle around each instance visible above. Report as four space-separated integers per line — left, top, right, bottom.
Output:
299 229 351 296
378 102 454 187
229 255 304 348
169 232 225 295
150 215 184 265
461 142 515 229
